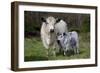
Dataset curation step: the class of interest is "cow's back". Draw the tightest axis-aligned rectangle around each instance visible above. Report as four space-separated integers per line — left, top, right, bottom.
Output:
55 20 68 34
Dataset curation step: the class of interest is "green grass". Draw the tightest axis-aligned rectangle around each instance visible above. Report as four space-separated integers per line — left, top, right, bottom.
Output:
24 32 90 61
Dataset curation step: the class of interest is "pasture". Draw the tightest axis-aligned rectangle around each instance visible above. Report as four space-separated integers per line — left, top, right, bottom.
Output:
24 11 90 61
24 32 90 61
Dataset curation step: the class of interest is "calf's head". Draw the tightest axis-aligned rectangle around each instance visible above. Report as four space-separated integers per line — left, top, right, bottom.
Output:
57 32 69 46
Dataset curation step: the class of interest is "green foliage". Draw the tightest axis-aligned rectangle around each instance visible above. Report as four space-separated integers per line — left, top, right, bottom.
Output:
24 11 90 61
80 15 90 32
24 11 41 32
69 27 80 33
24 11 90 36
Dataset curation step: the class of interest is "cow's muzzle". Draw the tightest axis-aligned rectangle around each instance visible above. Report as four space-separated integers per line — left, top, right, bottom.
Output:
50 29 54 33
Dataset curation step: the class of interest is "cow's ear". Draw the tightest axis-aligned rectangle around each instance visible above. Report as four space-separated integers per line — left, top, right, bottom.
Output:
56 18 61 23
41 17 46 22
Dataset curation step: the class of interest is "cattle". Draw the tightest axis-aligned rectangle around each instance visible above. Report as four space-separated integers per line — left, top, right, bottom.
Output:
55 19 68 53
57 31 79 56
40 16 61 57
55 19 68 35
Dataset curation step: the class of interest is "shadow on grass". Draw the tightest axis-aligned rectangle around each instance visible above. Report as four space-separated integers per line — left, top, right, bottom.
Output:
57 50 85 57
79 50 84 54
25 56 48 61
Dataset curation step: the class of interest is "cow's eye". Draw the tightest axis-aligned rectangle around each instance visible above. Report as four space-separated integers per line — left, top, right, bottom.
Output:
57 33 59 35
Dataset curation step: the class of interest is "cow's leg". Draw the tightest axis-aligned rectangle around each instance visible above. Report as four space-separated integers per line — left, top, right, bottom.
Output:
63 48 67 56
73 47 76 54
55 42 61 54
48 48 55 56
53 48 56 57
48 48 51 57
63 51 66 56
76 39 79 54
73 47 79 54
46 49 49 58
53 43 57 57
76 43 79 54
47 48 56 59
76 47 79 54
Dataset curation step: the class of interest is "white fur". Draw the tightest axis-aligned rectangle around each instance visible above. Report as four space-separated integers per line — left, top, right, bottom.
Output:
55 19 68 53
69 31 79 54
55 20 68 34
41 16 57 56
57 31 79 55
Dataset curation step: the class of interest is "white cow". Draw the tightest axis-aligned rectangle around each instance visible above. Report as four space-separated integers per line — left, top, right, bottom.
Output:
57 31 79 56
55 19 68 35
54 19 68 53
41 16 60 56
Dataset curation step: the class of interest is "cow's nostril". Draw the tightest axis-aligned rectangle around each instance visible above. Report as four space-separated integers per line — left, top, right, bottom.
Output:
50 29 54 33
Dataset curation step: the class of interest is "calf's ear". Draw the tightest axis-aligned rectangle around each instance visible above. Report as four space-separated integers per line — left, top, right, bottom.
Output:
56 18 61 23
41 17 46 22
63 33 66 36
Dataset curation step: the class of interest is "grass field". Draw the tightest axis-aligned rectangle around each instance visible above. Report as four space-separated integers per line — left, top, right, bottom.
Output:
24 32 90 61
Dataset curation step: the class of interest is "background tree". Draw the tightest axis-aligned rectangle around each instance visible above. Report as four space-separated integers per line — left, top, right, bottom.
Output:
24 11 90 37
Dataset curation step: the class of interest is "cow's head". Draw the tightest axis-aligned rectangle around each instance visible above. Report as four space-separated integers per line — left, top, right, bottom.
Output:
41 16 61 33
